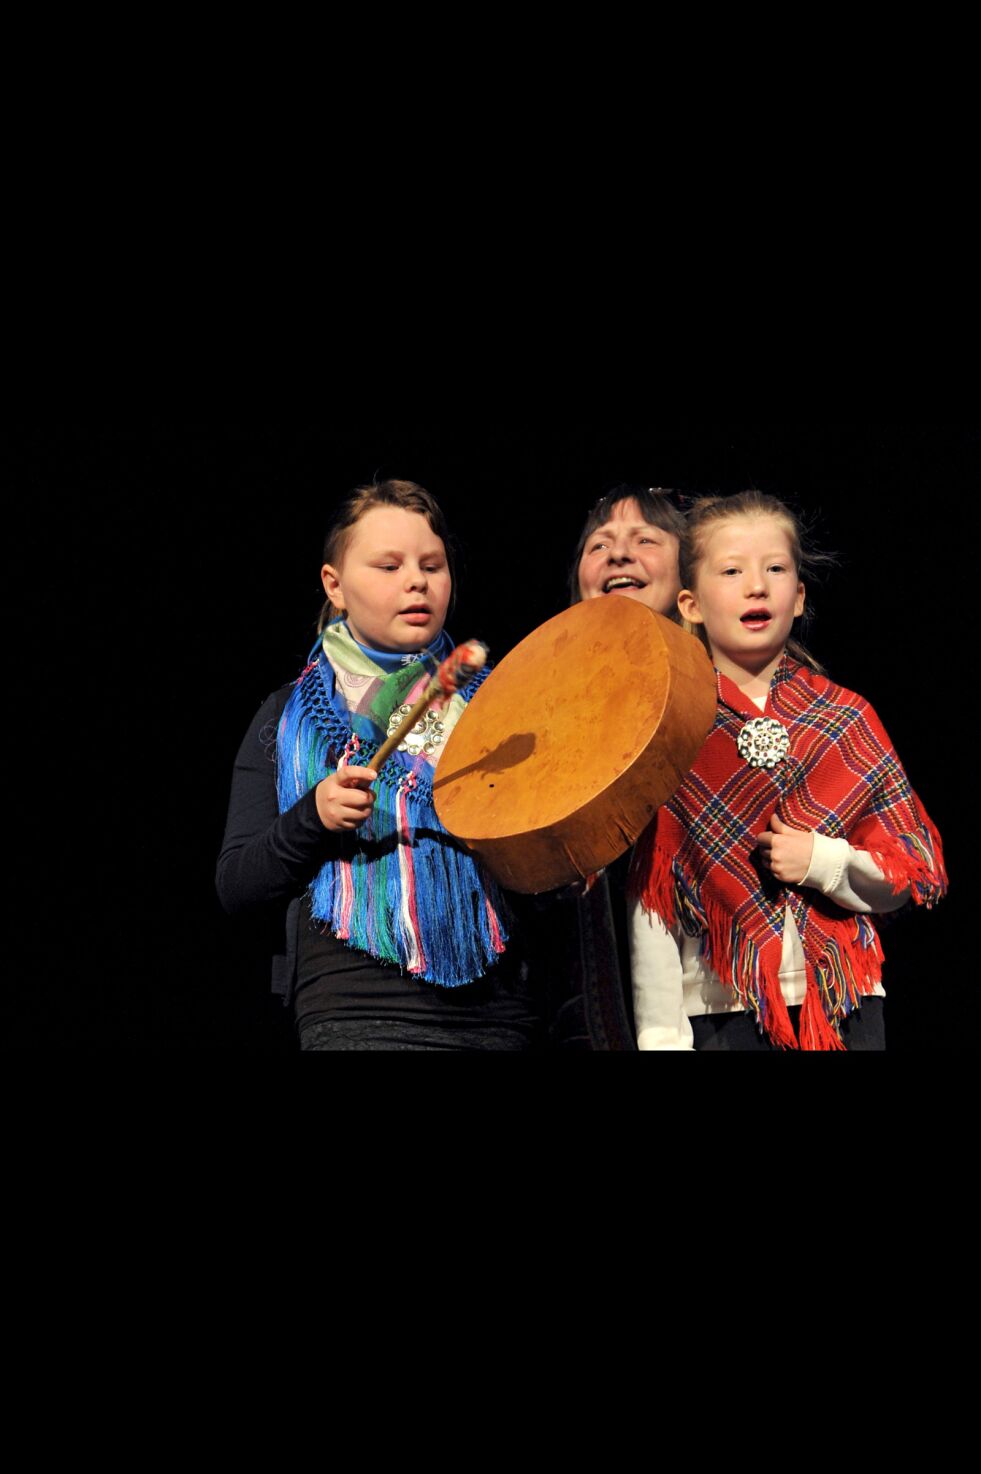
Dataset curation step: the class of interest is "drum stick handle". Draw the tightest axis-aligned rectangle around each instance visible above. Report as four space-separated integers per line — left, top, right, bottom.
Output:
371 639 488 773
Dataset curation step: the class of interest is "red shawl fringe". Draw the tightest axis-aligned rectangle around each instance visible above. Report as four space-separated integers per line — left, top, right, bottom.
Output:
859 805 947 907
634 838 901 1052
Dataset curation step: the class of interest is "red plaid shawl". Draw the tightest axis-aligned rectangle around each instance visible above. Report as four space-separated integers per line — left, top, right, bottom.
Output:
630 659 947 1050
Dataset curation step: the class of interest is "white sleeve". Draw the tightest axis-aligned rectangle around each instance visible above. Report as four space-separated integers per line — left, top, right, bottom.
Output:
802 832 910 914
628 897 695 1051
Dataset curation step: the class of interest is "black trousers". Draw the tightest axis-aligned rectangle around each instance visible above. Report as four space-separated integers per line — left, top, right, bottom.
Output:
691 997 886 1052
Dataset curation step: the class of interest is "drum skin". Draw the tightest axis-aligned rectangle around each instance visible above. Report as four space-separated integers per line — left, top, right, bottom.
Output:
433 597 717 893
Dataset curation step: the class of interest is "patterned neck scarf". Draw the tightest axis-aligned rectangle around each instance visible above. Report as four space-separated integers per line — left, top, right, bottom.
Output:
276 622 508 987
630 658 947 1050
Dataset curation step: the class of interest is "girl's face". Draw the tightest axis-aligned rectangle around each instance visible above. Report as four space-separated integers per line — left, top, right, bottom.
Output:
677 515 805 682
322 506 452 653
577 497 681 616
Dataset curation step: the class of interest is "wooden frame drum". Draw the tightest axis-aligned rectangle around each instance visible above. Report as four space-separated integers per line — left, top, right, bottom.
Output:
433 598 717 893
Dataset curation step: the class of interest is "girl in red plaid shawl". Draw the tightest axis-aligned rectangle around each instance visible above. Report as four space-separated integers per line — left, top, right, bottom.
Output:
629 491 946 1051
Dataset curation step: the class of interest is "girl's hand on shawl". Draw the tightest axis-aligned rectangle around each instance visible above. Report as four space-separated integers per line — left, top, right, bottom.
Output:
316 767 378 832
754 814 814 885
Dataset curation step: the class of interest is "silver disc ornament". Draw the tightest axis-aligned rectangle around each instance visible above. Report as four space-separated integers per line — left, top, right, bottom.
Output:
387 703 446 758
737 716 790 769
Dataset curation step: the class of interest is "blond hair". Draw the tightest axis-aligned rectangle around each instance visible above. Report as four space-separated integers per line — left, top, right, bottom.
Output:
680 490 832 673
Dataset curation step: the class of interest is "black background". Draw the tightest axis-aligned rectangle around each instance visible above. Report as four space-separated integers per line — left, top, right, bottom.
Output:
8 422 973 1049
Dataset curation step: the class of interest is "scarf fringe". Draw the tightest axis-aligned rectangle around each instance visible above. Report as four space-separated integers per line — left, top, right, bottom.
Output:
278 664 508 988
636 841 887 1051
799 987 846 1052
862 810 948 908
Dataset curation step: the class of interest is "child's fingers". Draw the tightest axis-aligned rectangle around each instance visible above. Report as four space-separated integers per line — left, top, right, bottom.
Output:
335 766 378 788
756 827 812 883
339 808 374 828
315 771 377 832
333 793 376 829
339 786 375 810
338 782 376 810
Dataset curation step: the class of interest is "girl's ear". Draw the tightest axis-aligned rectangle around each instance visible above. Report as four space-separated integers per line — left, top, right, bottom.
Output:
677 588 703 625
321 563 346 613
794 581 806 618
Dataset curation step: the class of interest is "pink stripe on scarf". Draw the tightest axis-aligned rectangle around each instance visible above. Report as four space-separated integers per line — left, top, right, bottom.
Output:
398 786 427 975
336 859 354 940
485 898 505 955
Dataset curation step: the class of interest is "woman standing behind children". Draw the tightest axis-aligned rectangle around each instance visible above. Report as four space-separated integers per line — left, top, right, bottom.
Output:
216 479 541 1051
543 486 688 1050
629 490 946 1050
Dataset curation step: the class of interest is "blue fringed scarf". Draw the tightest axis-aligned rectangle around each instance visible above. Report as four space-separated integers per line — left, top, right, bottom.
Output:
276 622 509 987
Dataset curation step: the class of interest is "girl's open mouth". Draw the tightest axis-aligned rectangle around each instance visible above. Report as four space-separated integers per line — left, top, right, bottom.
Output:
741 609 772 630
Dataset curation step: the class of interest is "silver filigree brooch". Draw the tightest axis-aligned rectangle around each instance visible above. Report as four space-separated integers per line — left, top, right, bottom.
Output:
387 703 446 757
737 716 790 769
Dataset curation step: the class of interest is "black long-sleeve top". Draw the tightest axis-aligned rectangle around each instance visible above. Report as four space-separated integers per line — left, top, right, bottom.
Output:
216 685 542 1038
216 686 320 999
217 687 329 912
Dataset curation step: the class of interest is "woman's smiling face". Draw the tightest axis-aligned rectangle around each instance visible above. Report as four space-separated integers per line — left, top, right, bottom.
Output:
577 497 681 616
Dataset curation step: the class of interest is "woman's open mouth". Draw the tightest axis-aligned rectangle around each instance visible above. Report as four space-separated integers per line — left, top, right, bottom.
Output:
604 576 646 593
